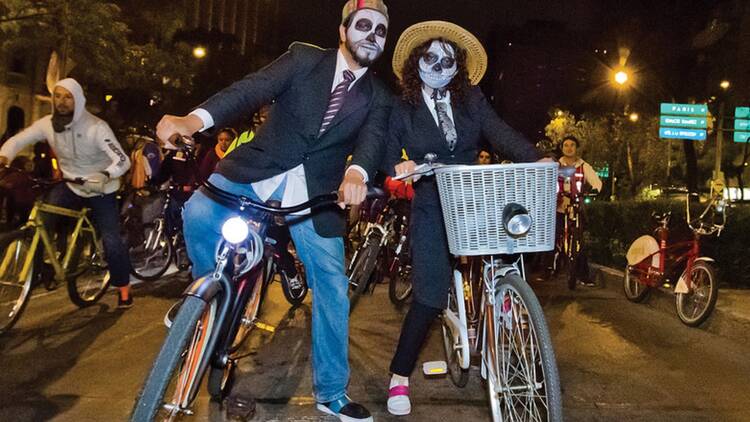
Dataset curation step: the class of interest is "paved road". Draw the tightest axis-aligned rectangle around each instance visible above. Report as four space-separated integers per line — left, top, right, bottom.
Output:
1 271 749 421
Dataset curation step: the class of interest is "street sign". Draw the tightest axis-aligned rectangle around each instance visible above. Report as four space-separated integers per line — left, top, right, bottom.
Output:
659 127 706 141
735 132 750 143
735 107 750 119
660 116 708 129
660 103 708 116
735 119 750 131
595 164 609 179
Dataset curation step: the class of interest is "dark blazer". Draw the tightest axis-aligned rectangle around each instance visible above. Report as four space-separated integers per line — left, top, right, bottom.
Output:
198 42 392 237
383 86 539 308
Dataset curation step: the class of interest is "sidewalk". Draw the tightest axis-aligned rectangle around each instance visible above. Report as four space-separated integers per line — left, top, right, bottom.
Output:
591 263 750 344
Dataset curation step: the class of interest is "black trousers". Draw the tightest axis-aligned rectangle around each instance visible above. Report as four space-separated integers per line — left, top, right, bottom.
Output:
390 301 443 376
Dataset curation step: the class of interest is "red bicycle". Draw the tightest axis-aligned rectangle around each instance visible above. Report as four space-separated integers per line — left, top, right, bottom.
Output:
623 193 727 326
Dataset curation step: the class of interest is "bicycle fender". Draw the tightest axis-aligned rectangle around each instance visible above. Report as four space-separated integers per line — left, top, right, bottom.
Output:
183 273 224 302
694 257 715 264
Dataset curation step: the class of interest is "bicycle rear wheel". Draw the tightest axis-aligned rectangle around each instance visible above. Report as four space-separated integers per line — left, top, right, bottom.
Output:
67 230 110 307
0 230 34 334
676 261 718 326
129 219 173 281
131 295 218 421
347 235 381 313
623 264 651 303
485 273 562 422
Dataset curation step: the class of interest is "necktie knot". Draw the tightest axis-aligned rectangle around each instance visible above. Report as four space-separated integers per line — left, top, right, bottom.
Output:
343 69 355 83
431 88 448 101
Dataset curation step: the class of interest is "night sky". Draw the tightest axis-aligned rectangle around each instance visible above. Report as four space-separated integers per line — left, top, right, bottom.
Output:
269 0 739 138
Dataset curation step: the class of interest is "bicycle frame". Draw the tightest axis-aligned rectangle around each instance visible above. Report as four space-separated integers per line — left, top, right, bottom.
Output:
4 200 99 284
629 227 702 291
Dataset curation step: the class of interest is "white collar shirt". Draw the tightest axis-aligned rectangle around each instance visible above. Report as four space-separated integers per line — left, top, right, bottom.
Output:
422 86 455 129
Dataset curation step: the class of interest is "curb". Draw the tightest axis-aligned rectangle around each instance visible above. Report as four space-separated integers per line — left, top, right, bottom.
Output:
590 263 750 343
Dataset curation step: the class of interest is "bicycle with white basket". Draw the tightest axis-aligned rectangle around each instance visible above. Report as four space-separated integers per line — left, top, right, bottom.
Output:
395 155 563 421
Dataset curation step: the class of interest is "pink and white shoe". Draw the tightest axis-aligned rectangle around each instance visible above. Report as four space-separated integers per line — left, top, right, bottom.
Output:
387 385 411 416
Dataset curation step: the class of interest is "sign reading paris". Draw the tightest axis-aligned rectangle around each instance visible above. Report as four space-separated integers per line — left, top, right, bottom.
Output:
660 103 708 116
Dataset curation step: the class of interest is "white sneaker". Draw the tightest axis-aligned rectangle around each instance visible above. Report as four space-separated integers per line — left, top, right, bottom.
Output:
387 385 411 416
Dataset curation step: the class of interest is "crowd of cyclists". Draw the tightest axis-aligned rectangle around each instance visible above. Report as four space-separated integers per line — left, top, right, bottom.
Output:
0 2 607 420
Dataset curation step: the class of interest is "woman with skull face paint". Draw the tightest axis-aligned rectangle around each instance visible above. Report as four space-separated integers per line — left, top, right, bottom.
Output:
383 21 541 415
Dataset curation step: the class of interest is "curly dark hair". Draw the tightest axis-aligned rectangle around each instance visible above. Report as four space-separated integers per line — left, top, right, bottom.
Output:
400 38 471 106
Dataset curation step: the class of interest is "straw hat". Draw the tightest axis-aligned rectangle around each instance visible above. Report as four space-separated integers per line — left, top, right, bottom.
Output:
392 21 487 85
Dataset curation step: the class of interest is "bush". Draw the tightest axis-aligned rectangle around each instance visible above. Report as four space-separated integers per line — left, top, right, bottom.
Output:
584 200 750 288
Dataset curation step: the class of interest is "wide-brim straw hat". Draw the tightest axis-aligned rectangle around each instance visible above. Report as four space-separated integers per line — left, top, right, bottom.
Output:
392 20 487 85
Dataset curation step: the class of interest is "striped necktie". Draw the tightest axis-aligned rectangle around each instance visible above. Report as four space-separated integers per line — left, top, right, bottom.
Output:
319 69 356 135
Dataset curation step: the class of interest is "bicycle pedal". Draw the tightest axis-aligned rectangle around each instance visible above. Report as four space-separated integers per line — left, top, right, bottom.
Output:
254 321 276 333
422 361 447 376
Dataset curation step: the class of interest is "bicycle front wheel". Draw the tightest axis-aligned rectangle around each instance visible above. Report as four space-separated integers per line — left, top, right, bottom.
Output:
676 261 718 327
67 230 110 307
486 273 562 422
131 295 219 421
0 230 34 334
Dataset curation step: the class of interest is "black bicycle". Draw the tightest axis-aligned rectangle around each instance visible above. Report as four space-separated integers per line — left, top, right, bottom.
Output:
131 180 382 420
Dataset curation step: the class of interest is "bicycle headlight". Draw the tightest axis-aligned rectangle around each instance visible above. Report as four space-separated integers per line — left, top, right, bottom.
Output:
221 216 250 244
502 203 532 238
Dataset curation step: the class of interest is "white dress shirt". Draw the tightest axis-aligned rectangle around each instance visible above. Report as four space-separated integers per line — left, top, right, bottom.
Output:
190 48 369 214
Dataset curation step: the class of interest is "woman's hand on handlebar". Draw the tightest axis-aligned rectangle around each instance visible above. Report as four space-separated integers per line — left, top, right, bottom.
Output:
395 160 421 183
156 114 203 150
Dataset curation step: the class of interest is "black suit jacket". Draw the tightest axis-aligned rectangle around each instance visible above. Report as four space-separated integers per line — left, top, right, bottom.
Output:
198 42 393 237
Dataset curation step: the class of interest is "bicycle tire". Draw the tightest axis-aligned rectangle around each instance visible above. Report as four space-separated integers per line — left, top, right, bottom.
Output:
388 257 412 306
67 229 110 307
131 295 218 421
441 283 469 387
347 237 381 313
623 264 651 303
486 273 563 422
676 261 718 326
0 230 34 334
129 220 173 281
566 226 579 290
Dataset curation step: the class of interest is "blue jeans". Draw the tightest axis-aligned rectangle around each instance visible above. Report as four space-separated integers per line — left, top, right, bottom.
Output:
183 173 350 403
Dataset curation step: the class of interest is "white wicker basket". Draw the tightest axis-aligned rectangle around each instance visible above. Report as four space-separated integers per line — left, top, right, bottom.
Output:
434 162 558 256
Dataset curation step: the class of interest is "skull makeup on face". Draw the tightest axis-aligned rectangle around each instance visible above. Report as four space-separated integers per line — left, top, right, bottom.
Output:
418 40 458 89
345 9 388 67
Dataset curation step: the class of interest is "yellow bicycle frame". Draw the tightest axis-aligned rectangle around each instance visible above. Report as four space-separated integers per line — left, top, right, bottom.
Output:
0 200 100 284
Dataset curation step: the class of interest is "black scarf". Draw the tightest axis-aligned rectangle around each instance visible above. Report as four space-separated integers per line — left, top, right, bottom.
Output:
52 111 73 133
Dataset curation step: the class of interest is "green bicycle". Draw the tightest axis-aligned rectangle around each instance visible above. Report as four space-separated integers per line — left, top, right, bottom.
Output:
0 170 110 334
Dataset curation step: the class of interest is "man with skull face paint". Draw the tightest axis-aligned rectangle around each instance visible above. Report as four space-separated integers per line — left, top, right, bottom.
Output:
155 1 392 420
383 22 541 415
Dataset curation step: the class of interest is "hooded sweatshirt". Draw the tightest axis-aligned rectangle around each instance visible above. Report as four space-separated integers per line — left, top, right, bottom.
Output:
0 78 130 197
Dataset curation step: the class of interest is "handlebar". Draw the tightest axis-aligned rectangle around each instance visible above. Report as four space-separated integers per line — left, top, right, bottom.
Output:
686 193 727 236
0 165 84 187
201 180 386 216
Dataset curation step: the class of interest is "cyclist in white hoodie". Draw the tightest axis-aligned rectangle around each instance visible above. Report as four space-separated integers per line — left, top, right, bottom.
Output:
0 78 134 308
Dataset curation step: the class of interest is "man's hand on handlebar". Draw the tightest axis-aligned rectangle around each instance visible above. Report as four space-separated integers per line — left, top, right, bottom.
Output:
156 114 203 150
337 169 368 209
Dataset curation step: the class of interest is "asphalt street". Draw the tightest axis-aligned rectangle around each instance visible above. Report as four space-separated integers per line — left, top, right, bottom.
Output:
1 270 749 421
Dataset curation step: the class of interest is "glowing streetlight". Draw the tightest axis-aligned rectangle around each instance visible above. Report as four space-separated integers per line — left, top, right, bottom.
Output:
719 80 730 90
614 70 629 86
629 112 639 122
192 46 207 59
556 110 564 117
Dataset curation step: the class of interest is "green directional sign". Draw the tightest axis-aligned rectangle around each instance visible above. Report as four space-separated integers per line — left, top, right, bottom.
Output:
735 107 750 119
660 103 708 116
735 132 750 143
735 119 750 131
660 116 707 129
595 164 609 179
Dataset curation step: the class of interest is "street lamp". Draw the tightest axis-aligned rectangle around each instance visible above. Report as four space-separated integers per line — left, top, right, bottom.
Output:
629 112 639 122
192 46 207 59
720 80 730 90
614 70 629 86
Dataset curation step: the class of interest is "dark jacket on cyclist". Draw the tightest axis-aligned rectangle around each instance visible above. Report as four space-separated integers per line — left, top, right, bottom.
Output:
384 85 539 310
